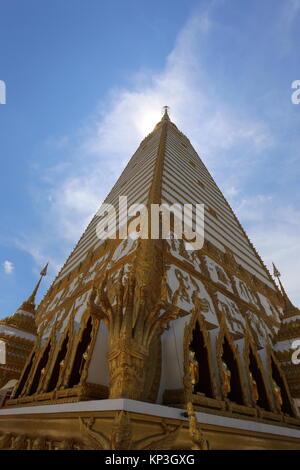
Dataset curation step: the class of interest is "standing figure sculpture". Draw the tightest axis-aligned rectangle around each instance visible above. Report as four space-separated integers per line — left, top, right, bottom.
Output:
185 344 210 450
249 372 259 404
188 349 199 389
272 379 283 412
221 360 231 398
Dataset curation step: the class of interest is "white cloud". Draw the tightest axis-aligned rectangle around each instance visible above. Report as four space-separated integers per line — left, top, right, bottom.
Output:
223 186 240 198
18 7 299 313
3 260 14 275
43 11 272 250
234 194 300 306
13 236 63 281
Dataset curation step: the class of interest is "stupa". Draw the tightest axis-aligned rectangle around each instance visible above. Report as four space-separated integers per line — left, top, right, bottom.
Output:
0 109 299 450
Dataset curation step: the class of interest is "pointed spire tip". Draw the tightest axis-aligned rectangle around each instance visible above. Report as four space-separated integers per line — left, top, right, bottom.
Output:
272 262 281 278
162 105 170 121
23 263 49 309
40 262 49 277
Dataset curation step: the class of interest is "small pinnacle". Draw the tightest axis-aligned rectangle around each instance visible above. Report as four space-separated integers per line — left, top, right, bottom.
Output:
162 105 170 121
272 262 281 278
25 263 49 306
271 262 299 315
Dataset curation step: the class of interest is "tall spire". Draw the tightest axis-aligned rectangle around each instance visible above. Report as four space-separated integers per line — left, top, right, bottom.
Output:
0 264 48 334
273 262 299 316
21 263 48 311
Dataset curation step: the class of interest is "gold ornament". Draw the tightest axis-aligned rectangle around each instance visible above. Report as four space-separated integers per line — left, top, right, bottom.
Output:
221 361 231 397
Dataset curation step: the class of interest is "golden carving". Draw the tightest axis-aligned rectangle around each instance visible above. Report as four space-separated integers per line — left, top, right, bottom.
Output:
249 373 259 403
11 434 28 450
215 266 228 285
89 261 181 400
21 337 50 397
243 335 275 411
56 440 74 450
0 432 12 449
0 432 79 450
188 350 199 386
183 293 219 402
216 320 249 405
186 402 210 450
164 248 281 335
221 361 231 397
8 382 108 408
80 412 181 450
174 269 190 302
32 437 47 450
272 379 283 411
265 346 297 417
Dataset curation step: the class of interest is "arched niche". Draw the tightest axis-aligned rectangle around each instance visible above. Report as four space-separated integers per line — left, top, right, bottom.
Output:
190 322 213 397
244 337 273 411
184 310 217 399
27 339 52 396
45 330 70 393
216 323 247 406
13 349 36 398
267 348 296 417
67 316 93 388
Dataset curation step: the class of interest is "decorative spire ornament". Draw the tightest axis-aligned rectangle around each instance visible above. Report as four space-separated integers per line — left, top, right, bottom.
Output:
22 263 48 310
272 263 281 279
272 262 298 316
162 105 170 121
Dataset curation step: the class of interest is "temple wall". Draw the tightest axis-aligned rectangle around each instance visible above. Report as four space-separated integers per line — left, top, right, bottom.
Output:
87 322 109 386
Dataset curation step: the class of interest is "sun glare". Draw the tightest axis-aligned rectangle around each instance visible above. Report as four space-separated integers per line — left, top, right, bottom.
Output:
136 108 163 136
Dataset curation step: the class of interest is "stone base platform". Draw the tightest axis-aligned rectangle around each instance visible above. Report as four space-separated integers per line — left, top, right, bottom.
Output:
0 399 300 449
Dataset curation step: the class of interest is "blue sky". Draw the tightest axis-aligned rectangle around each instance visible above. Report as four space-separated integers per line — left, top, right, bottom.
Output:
0 0 300 318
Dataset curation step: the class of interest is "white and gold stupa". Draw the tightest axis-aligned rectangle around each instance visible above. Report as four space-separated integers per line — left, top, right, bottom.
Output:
0 108 300 450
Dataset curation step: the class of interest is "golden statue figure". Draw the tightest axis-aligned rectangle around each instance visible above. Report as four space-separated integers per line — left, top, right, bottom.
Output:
11 435 28 450
272 379 283 411
189 349 199 387
32 437 47 450
79 350 89 376
221 360 231 397
249 372 259 403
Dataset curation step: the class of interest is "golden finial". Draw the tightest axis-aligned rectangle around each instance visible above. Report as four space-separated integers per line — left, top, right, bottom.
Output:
25 263 49 306
272 262 284 295
272 262 299 315
39 263 48 277
162 105 170 121
272 263 281 278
